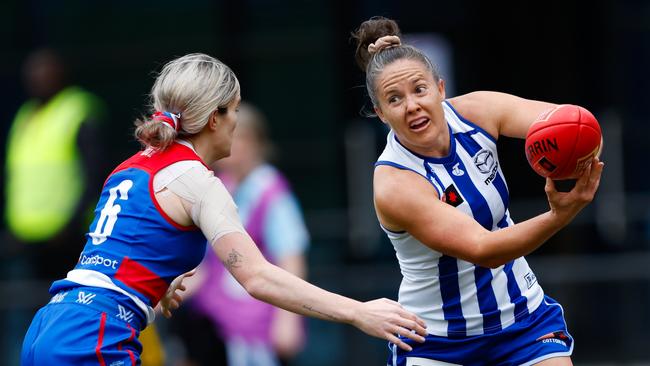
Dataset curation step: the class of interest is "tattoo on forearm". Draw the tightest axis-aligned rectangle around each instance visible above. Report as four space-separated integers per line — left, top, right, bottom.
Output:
222 249 243 271
302 304 338 321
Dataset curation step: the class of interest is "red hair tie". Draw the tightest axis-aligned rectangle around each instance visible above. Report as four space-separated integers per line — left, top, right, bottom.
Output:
151 111 181 131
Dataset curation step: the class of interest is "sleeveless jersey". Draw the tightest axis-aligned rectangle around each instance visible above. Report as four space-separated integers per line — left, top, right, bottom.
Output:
376 101 545 338
50 142 208 323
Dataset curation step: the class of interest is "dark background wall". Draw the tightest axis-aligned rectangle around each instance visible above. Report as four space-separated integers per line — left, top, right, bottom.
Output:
2 0 649 364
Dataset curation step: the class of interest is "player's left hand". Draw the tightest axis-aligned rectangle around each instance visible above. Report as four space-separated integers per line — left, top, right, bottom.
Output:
351 298 428 352
158 269 196 318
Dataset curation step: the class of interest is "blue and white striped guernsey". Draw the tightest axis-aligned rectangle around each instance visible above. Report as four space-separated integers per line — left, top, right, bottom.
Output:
376 100 544 338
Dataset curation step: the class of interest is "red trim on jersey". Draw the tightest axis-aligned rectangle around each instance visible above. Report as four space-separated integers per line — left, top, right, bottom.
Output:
117 324 135 357
108 142 206 231
95 312 107 366
115 257 168 305
127 324 136 342
148 176 197 231
123 325 136 366
128 350 136 366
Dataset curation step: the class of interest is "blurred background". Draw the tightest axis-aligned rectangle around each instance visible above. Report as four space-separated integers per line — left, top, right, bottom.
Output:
1 0 649 365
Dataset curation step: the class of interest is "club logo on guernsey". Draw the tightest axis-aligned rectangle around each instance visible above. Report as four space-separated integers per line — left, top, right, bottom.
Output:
76 291 96 305
116 304 134 323
443 184 464 207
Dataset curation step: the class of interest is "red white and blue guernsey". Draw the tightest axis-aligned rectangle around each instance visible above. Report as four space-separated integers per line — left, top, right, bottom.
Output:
378 101 573 365
21 142 209 365
52 142 208 321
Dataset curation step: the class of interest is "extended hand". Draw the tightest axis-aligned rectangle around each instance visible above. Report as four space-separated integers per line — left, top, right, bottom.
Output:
351 298 427 352
545 157 604 224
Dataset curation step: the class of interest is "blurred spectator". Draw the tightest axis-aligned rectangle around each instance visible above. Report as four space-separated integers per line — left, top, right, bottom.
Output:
173 102 310 366
1 47 106 363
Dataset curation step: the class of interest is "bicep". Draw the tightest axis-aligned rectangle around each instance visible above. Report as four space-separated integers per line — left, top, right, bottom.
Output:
449 91 557 140
374 167 489 262
493 93 557 139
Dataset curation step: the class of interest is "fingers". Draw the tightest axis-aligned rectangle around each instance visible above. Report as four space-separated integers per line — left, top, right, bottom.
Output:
395 312 427 336
385 333 413 352
394 324 426 343
574 157 604 195
588 158 604 186
544 177 556 195
384 324 427 352
381 298 428 332
184 269 196 278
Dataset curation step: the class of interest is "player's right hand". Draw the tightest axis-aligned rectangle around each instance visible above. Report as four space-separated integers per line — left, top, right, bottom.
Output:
351 298 427 352
545 157 604 224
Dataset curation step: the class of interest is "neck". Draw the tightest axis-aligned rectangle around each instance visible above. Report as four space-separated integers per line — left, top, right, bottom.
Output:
185 135 222 165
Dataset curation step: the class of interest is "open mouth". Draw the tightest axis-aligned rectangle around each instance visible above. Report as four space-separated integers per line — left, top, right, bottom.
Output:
409 117 430 131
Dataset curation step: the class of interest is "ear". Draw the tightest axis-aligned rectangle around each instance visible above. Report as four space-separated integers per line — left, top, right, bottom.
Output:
374 105 388 125
438 79 446 100
208 110 220 131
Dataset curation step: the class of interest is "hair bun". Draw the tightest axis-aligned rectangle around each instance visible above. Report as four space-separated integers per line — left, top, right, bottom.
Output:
368 35 402 55
351 16 402 71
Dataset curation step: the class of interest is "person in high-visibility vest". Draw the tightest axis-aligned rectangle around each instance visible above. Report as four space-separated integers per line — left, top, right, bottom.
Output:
1 48 107 365
3 48 107 280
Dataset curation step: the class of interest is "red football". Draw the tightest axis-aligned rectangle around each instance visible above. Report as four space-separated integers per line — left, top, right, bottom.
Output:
525 104 602 180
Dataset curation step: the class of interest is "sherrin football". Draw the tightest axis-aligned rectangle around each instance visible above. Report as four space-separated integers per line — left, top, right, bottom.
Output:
525 104 602 180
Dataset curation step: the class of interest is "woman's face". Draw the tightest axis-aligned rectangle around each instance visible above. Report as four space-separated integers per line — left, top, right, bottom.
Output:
374 59 448 156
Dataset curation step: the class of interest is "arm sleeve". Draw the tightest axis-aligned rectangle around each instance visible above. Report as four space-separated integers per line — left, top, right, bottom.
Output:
164 165 246 245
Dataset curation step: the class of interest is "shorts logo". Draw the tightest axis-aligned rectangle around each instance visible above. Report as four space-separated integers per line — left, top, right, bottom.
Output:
50 292 68 303
474 149 495 174
524 272 537 288
76 291 96 305
442 184 464 207
109 361 125 366
536 330 569 347
116 304 134 323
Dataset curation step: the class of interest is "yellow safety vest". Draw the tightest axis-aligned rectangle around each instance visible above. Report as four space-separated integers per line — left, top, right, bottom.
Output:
5 86 104 242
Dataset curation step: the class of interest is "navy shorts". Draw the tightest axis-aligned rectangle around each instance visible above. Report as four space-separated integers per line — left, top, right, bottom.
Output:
21 287 145 366
388 296 574 366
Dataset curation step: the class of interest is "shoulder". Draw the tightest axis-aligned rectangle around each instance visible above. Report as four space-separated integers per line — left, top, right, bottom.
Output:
446 91 509 138
374 165 439 231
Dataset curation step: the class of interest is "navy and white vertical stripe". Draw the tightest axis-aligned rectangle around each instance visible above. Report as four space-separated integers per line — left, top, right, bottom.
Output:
376 101 544 338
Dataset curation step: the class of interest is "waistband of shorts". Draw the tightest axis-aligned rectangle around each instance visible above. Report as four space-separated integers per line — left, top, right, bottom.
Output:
48 287 146 330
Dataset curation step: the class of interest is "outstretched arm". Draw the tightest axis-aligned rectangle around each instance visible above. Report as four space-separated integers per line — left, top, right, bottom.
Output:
213 231 427 351
375 157 604 268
